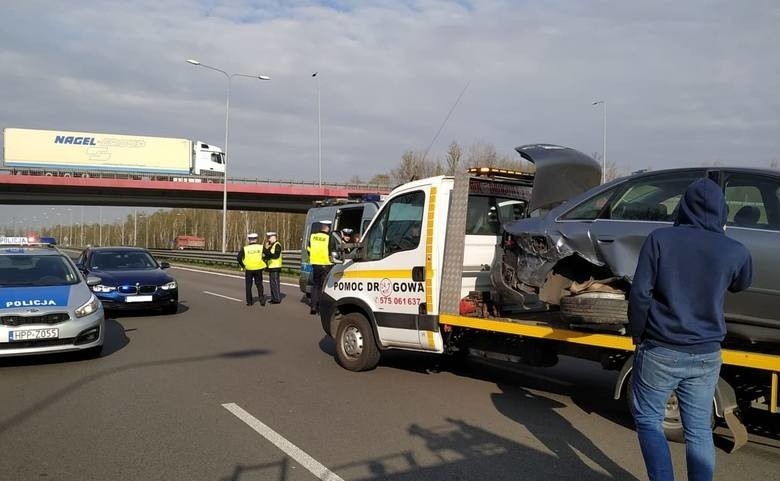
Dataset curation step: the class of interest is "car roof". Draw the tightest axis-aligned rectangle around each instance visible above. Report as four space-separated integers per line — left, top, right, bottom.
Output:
0 246 63 256
626 166 779 181
87 246 150 253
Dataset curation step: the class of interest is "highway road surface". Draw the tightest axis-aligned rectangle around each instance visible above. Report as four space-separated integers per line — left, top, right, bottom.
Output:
1 266 778 480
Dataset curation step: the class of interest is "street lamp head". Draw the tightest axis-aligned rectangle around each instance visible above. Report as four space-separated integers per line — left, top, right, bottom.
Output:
186 59 201 66
592 100 604 105
257 75 271 80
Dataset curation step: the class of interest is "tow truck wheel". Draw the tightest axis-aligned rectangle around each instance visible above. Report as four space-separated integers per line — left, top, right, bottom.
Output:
335 312 380 371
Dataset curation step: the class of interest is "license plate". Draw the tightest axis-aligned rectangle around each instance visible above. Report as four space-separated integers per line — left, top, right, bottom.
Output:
9 328 59 342
126 295 154 303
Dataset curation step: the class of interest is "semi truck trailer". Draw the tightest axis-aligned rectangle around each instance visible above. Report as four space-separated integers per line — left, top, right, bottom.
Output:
2 128 225 179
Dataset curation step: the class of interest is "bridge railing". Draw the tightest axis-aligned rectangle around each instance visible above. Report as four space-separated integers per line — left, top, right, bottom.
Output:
0 167 390 192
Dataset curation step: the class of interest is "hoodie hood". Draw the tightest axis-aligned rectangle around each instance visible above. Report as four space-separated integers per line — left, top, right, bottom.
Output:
675 178 727 233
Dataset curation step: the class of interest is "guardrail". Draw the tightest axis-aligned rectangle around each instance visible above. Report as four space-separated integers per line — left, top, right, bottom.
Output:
146 248 302 271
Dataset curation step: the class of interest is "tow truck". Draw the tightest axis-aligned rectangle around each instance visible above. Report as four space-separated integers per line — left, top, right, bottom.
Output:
318 147 779 451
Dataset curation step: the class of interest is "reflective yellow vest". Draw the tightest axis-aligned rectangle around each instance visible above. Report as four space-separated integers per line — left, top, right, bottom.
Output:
308 233 331 266
242 243 266 270
267 242 283 269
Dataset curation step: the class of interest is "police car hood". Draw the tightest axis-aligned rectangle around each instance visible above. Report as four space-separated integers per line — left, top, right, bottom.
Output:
90 268 173 286
0 285 88 313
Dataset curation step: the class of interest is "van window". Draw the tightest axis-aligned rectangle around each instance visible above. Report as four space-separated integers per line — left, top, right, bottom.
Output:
362 191 425 261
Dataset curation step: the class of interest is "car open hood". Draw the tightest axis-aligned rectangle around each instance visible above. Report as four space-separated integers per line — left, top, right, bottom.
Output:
515 144 602 214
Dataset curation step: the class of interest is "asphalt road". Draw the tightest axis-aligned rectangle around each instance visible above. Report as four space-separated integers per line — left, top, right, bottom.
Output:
1 266 777 481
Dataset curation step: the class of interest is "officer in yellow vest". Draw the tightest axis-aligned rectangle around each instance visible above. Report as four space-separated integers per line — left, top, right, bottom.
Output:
263 231 283 304
307 220 337 315
237 233 266 306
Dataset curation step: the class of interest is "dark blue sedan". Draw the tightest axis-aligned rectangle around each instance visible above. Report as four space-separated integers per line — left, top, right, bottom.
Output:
76 247 178 314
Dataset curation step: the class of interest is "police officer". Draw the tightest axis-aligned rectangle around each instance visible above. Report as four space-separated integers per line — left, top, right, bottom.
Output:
340 228 355 254
263 231 283 304
237 233 266 306
307 220 337 315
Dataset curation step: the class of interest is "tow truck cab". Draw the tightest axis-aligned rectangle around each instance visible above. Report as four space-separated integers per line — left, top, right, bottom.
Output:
319 168 533 354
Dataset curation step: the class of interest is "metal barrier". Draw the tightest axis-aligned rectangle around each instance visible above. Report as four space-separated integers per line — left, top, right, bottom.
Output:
146 248 302 271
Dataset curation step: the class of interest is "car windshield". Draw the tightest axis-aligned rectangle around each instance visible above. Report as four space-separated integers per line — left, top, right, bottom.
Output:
89 251 158 270
0 254 80 287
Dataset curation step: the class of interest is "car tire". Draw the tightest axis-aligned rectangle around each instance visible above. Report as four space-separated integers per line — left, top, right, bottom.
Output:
162 304 178 315
334 312 380 372
560 292 628 324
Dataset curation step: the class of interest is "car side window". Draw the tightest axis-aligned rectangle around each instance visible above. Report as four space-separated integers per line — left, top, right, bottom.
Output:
361 191 425 261
608 172 704 222
559 187 617 220
725 173 780 231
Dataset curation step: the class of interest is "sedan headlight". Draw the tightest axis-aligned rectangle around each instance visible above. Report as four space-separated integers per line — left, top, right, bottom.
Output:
92 284 116 293
75 295 100 318
160 280 177 290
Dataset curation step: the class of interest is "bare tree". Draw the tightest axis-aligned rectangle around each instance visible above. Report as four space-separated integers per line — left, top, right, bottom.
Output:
445 141 463 175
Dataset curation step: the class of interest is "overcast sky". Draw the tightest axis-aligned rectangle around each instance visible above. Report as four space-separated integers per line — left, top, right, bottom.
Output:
1 0 779 229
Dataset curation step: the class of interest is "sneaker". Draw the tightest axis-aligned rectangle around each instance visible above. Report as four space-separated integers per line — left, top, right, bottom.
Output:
310 309 318 315
270 300 281 304
260 299 266 306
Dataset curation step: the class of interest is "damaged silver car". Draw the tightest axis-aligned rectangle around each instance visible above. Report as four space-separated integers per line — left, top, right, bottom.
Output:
493 145 780 345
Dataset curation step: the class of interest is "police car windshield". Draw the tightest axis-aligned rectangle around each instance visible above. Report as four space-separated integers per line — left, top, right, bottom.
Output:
89 251 158 270
0 254 80 287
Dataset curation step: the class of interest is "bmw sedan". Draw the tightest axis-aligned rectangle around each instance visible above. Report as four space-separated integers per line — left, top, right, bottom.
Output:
493 145 780 347
76 247 179 314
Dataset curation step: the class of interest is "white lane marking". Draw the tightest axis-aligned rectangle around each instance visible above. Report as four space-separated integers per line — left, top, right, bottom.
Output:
222 403 345 481
171 265 298 287
203 291 243 303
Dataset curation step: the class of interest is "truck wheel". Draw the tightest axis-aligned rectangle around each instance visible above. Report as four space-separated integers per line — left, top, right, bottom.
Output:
560 293 628 324
335 312 380 371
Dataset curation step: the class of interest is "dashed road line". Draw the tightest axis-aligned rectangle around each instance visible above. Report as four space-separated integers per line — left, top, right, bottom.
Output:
222 403 345 481
203 291 243 303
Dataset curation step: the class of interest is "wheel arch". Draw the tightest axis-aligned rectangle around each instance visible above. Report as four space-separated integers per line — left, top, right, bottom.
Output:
327 297 383 349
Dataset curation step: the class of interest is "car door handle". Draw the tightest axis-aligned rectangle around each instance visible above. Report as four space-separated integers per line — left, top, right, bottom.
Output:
597 237 615 244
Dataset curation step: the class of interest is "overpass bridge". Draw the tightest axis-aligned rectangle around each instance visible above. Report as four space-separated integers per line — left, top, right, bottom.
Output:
0 169 390 213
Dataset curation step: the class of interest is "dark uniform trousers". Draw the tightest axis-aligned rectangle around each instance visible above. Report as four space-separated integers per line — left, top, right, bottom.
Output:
311 264 332 312
245 269 264 305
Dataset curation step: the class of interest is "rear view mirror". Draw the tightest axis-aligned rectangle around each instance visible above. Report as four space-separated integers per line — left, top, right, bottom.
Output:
86 276 102 287
160 262 171 269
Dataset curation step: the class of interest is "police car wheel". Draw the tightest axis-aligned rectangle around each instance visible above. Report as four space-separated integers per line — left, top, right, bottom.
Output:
162 304 178 315
335 312 380 372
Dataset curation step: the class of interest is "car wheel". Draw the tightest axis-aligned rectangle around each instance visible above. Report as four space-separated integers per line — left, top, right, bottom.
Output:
162 304 178 315
335 312 380 371
560 292 628 324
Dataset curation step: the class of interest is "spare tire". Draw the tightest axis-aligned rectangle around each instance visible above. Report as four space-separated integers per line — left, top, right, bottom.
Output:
560 292 628 324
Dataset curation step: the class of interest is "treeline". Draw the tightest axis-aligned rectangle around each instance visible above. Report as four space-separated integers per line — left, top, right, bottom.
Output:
42 208 305 252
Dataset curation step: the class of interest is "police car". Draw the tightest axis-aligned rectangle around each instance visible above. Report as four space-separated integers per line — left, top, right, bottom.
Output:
0 238 104 358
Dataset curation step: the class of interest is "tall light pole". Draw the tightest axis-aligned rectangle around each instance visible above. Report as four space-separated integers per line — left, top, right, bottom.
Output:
67 208 73 246
312 72 322 186
592 100 607 184
186 59 270 253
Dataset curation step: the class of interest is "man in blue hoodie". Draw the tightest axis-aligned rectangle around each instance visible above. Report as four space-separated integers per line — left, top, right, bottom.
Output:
629 178 752 481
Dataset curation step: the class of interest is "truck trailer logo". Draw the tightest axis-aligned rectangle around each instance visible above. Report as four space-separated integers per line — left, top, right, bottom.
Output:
53 134 146 162
54 135 97 146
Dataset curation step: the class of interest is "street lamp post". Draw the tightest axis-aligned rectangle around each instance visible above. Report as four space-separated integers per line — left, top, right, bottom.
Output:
186 59 270 253
312 72 322 186
592 100 607 184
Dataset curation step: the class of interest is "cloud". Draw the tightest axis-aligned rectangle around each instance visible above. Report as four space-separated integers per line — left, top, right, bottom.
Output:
1 1 779 226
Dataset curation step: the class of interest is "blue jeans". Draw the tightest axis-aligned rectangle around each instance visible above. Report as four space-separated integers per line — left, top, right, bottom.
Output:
631 342 722 481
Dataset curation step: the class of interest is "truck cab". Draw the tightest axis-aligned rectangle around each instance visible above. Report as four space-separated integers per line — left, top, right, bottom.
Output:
318 170 532 369
192 141 225 177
